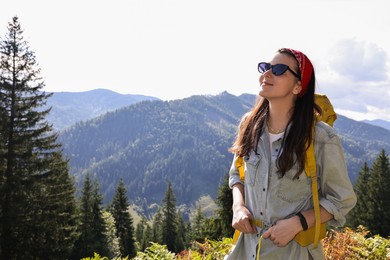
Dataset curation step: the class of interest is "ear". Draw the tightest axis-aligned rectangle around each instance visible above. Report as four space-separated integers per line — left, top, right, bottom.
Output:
292 81 302 95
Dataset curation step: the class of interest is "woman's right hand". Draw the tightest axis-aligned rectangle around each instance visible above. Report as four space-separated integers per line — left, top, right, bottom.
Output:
232 204 257 233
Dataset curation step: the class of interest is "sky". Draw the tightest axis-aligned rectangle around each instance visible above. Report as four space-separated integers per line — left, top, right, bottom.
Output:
1 0 390 121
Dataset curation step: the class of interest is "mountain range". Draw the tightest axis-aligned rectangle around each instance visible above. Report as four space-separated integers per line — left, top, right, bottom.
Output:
50 89 390 216
45 88 159 130
362 119 390 131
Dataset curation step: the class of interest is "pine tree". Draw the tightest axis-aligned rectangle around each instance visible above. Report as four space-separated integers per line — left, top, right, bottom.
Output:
161 182 178 252
347 162 370 228
192 205 205 242
194 173 234 241
214 173 234 238
136 217 152 252
0 16 78 259
110 178 136 258
72 174 110 258
366 149 390 236
102 211 120 258
143 222 153 250
175 212 188 252
152 208 163 244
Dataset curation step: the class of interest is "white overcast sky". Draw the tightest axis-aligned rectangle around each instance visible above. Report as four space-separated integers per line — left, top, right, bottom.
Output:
1 0 390 121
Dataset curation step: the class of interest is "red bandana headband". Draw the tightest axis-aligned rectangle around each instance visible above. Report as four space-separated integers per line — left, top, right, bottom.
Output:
288 48 313 97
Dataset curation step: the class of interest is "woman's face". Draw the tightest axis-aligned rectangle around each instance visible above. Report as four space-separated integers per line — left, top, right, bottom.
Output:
259 52 302 100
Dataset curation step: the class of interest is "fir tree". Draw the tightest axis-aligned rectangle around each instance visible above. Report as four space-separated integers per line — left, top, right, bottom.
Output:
366 149 390 236
152 208 163 244
214 173 234 239
161 182 178 252
102 211 120 258
135 218 145 240
194 173 234 241
175 211 188 252
192 205 205 242
72 174 110 258
347 162 370 228
136 217 152 252
143 222 153 251
110 178 136 258
0 16 78 259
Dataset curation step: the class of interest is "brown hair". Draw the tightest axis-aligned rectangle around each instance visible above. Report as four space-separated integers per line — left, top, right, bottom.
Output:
229 48 320 178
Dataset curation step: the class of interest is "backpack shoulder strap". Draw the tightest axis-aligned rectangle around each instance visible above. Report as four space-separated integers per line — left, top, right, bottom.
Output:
308 93 336 248
235 156 245 181
304 123 322 248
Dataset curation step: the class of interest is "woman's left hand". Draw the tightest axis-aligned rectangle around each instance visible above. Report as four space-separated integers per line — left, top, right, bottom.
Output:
262 216 302 247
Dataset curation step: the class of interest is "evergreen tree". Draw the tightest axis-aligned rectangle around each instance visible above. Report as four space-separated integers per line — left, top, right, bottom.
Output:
175 212 188 252
366 149 390 236
161 182 178 252
214 173 234 239
102 211 120 258
192 205 205 242
72 174 110 258
110 178 136 258
143 222 153 251
136 217 152 252
0 16 78 259
347 162 370 228
152 208 163 244
135 217 146 249
193 173 234 242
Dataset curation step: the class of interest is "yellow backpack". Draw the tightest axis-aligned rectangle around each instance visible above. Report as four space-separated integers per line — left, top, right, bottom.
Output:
233 93 337 248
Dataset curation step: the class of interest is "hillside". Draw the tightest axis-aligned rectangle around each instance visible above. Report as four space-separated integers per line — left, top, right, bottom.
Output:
58 92 390 216
45 88 160 130
362 119 390 130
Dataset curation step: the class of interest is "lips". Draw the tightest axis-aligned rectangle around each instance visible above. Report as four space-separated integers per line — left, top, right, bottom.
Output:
261 81 273 87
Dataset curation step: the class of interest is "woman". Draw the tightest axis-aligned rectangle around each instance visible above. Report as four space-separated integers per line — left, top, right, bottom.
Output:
225 48 356 259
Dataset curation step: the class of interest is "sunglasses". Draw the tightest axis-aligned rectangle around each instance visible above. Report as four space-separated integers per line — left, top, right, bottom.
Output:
258 62 301 79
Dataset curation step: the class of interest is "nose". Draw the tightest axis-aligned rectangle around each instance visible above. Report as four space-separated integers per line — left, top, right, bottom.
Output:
263 68 272 77
259 73 264 84
259 69 271 82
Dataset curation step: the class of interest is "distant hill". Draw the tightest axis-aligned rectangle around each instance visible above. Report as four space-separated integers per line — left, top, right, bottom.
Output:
362 119 390 131
57 92 390 216
45 88 160 130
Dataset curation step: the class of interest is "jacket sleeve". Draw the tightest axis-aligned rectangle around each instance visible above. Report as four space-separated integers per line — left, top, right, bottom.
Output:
316 124 357 227
228 153 244 189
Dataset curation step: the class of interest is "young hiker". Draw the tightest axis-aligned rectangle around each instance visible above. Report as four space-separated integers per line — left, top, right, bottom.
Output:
225 48 356 259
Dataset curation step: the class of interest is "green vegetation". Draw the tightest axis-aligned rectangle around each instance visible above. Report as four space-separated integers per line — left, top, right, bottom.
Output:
348 149 390 237
110 178 137 258
81 230 390 260
0 16 79 259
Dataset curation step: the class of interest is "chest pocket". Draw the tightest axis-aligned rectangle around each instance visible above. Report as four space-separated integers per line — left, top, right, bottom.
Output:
277 167 311 203
244 151 261 186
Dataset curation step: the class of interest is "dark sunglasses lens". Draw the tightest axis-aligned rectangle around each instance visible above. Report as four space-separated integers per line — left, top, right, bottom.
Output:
272 64 289 76
258 62 271 73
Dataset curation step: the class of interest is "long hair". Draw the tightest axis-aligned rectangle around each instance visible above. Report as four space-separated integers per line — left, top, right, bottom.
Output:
229 48 320 178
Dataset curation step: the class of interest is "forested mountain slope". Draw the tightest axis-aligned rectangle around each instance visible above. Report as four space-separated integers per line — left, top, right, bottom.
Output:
46 88 159 130
58 92 390 214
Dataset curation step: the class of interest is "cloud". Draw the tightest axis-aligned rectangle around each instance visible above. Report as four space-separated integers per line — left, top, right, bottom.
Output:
317 39 390 122
329 39 388 82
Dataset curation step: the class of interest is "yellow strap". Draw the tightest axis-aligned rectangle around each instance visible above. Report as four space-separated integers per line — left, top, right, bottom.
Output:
236 156 245 181
232 219 263 245
256 234 263 260
232 229 240 245
304 124 322 248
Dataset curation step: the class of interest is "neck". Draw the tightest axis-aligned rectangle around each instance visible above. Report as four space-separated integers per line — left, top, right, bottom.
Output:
267 100 294 134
